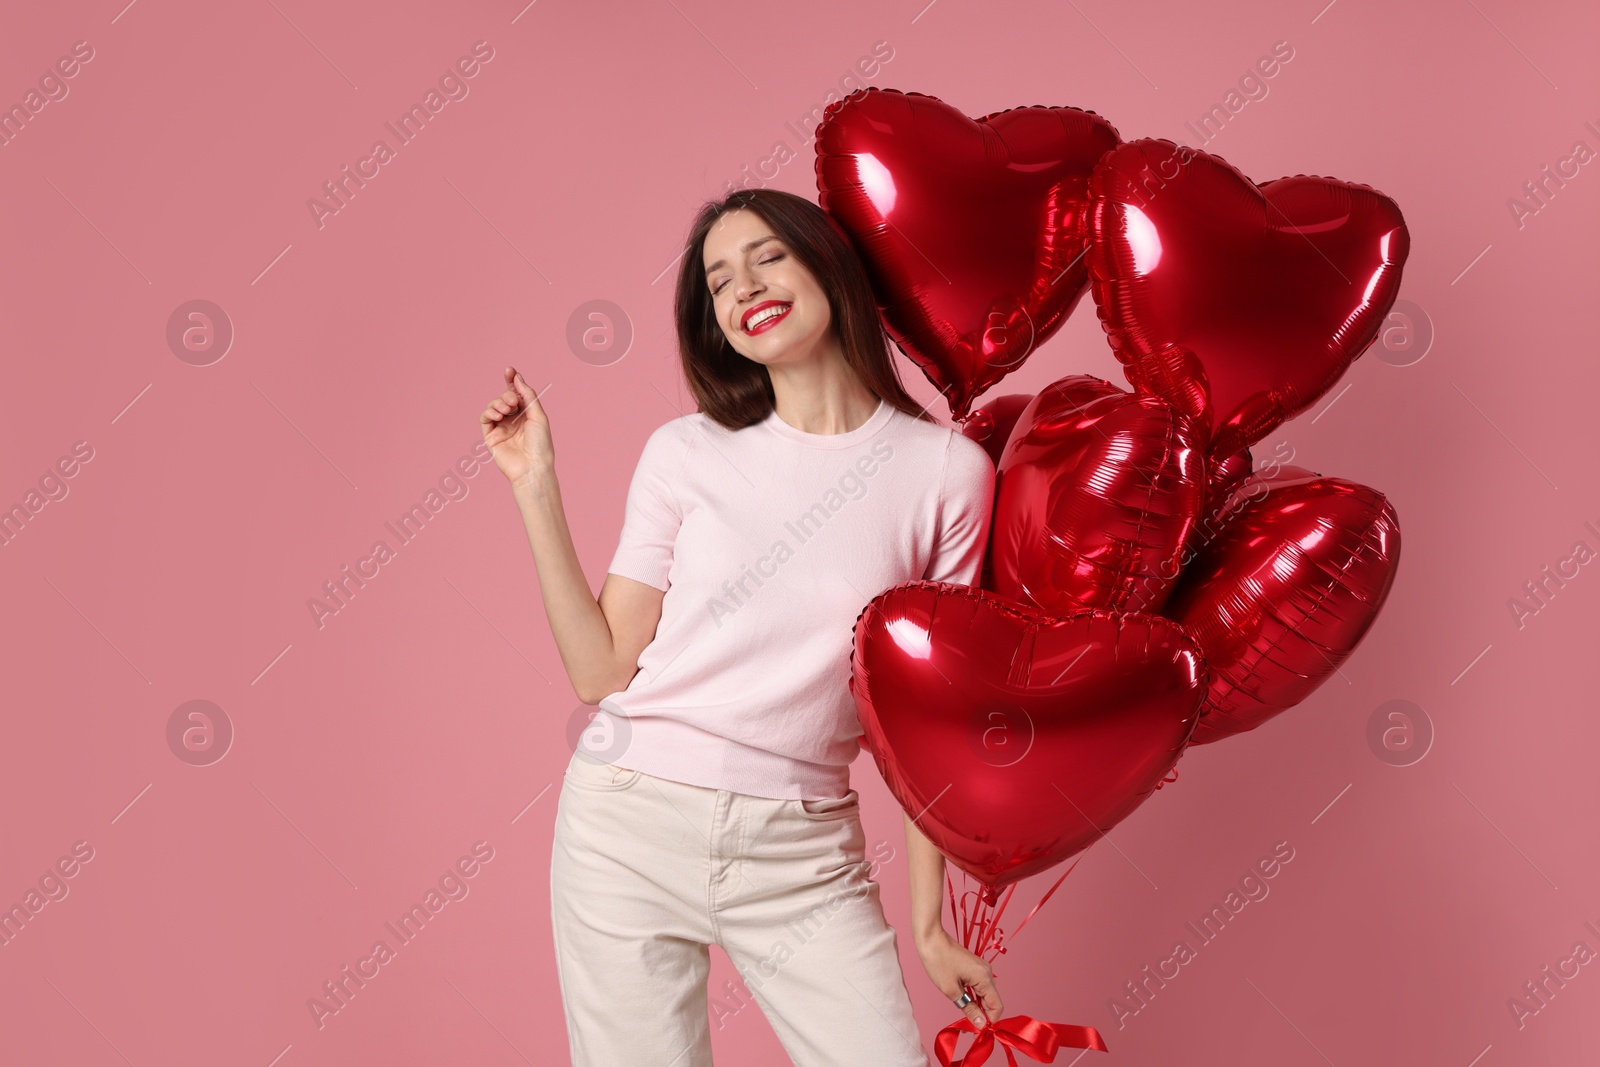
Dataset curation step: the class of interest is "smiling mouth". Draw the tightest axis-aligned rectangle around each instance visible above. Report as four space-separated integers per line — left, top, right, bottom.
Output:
742 302 792 335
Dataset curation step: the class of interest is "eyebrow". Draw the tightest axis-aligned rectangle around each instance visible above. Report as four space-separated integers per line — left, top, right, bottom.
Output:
704 235 778 277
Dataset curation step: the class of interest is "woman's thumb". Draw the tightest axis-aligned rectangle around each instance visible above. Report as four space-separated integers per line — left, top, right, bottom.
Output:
959 984 990 1030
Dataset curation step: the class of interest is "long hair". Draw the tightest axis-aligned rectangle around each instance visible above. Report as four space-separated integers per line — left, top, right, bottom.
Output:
672 187 934 431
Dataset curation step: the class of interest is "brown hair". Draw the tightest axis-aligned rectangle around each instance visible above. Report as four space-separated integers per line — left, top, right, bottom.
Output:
672 187 934 431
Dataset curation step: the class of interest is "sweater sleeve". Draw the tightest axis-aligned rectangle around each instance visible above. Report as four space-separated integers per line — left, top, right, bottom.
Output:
607 420 685 592
923 430 996 587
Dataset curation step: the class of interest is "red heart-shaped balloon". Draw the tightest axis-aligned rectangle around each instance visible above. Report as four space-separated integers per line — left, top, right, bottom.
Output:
1086 139 1409 458
987 375 1207 615
1204 446 1253 521
958 392 1034 470
816 88 1120 420
850 581 1206 893
1163 467 1401 744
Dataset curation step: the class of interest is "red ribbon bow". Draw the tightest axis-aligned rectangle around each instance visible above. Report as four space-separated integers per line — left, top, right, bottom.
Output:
934 1014 1107 1067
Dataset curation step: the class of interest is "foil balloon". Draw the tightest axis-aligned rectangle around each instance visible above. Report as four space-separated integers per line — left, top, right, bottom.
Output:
849 580 1206 894
1163 466 1401 744
1204 446 1253 519
987 375 1206 615
815 87 1121 420
958 392 1034 469
1085 138 1410 459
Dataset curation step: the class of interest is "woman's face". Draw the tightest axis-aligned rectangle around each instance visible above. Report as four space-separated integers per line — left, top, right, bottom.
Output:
702 208 832 366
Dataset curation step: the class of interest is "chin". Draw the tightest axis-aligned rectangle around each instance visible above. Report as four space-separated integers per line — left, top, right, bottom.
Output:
748 341 805 367
764 325 824 360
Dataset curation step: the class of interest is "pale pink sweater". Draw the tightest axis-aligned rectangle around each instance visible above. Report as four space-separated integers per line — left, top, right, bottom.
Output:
596 397 995 800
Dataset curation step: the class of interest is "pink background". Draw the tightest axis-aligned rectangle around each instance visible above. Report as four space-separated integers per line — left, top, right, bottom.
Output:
2 0 1595 1064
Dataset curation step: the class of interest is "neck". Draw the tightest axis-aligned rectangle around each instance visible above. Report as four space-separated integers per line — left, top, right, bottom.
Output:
766 338 878 434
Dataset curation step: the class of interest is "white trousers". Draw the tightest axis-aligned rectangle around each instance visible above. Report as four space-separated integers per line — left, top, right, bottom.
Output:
550 748 931 1066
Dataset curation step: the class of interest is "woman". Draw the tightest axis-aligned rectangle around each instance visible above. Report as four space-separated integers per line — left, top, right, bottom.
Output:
479 187 1003 1066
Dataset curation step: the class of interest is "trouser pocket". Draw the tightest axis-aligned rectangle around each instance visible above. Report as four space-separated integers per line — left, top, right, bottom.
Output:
564 749 645 791
789 788 860 820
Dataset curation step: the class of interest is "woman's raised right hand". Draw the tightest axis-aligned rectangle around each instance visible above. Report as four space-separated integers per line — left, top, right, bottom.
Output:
480 366 554 489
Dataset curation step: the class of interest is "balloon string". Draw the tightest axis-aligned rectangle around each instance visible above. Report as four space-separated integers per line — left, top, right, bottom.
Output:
957 881 1009 959
946 868 968 948
945 862 1083 966
978 883 1015 958
948 873 989 954
982 859 1080 965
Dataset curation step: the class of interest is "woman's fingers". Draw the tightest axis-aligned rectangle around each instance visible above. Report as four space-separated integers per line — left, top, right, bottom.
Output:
510 367 537 407
480 390 521 429
505 366 539 415
971 971 1003 1022
484 385 523 417
959 967 1003 1028
959 990 988 1031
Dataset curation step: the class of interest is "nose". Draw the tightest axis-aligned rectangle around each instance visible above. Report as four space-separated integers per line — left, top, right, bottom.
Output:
734 272 764 303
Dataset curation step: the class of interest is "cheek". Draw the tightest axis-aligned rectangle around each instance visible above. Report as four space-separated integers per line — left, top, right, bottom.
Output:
716 306 744 342
798 290 830 331
803 275 830 307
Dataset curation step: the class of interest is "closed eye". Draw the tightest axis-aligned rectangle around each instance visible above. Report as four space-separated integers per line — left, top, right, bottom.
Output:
710 252 786 296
